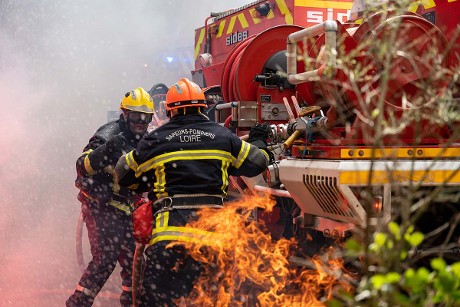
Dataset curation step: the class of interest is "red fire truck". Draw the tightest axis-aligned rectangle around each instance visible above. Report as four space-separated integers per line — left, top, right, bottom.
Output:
191 0 460 253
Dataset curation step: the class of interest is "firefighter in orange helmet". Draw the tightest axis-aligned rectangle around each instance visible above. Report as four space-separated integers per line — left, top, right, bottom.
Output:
115 78 271 306
67 88 154 307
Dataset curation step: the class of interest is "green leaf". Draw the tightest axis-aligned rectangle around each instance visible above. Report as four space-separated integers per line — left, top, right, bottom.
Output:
371 274 387 290
431 258 447 272
434 273 457 294
400 250 408 260
386 272 401 284
326 299 343 307
388 221 401 240
432 290 443 303
344 238 362 256
416 267 430 282
405 268 415 279
407 225 414 234
405 232 424 247
374 233 387 247
387 240 394 249
404 268 429 294
451 292 460 302
393 292 411 306
451 262 460 278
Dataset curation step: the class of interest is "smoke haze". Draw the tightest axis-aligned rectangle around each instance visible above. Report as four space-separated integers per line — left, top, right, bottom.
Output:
0 1 248 305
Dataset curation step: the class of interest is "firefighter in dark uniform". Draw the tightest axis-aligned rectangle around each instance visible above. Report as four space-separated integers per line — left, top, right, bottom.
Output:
115 78 271 306
67 88 154 307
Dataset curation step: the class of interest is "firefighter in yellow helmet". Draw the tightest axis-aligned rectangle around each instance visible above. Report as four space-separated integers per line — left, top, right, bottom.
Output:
67 88 154 307
115 78 270 306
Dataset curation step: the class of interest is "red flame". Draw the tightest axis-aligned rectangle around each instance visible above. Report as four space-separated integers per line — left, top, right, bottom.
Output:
169 194 355 306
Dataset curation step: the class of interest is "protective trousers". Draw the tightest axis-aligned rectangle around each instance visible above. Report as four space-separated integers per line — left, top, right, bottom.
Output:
139 241 203 306
137 209 208 306
66 200 135 307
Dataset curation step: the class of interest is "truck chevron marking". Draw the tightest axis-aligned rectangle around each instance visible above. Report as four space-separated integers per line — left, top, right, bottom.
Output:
407 0 458 12
249 8 262 24
276 0 294 24
226 13 250 35
408 0 436 11
194 28 205 60
216 20 227 38
215 0 292 38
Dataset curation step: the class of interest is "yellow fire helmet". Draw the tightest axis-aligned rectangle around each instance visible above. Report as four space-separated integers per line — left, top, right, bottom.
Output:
120 87 154 114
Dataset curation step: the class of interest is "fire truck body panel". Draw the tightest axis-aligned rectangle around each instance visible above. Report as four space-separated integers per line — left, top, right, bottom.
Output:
280 158 460 225
191 0 460 236
193 0 355 88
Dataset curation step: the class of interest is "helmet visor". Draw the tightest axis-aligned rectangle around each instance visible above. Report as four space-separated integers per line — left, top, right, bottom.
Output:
127 111 152 124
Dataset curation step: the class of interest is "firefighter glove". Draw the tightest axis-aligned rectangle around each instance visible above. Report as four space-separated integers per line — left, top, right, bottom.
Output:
248 123 271 149
106 133 128 154
248 123 275 164
87 133 127 171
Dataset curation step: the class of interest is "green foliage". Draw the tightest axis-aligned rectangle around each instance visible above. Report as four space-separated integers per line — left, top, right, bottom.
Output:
344 222 460 306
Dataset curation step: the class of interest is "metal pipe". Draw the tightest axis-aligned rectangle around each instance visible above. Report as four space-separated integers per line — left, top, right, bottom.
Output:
288 20 337 44
215 101 238 123
254 184 293 198
231 103 238 123
288 22 331 43
214 108 220 123
203 16 214 54
286 41 297 84
216 101 238 110
287 20 338 84
288 70 321 84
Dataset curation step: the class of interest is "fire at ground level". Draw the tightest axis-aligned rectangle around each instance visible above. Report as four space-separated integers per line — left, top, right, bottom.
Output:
4 191 458 306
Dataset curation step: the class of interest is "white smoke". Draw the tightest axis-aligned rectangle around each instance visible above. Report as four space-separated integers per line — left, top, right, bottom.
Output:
0 1 248 305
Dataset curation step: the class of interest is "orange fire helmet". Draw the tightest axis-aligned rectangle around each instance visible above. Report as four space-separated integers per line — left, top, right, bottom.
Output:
165 78 206 111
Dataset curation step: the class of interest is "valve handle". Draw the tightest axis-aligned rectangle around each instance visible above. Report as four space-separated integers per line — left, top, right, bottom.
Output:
298 105 321 117
283 106 321 149
283 130 301 149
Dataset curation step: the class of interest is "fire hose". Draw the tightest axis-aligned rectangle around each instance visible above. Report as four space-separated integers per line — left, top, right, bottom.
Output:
79 210 144 302
76 208 145 306
76 210 86 273
75 133 271 304
132 243 145 307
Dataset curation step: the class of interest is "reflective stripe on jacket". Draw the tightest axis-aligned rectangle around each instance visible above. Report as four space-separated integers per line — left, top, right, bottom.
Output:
116 113 268 200
75 115 139 207
149 211 217 246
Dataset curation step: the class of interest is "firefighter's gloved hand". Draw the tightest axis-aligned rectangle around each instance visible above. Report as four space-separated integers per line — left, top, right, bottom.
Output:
106 133 128 154
248 123 275 164
88 133 127 171
248 123 271 149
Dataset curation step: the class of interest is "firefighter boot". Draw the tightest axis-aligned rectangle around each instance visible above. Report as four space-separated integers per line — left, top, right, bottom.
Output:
66 288 95 307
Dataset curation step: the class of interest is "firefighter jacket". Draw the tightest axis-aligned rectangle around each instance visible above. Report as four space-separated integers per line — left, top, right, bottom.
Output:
115 113 269 201
75 115 141 209
115 113 269 246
